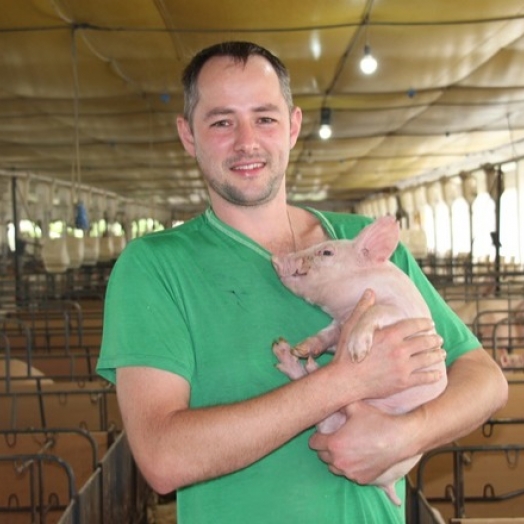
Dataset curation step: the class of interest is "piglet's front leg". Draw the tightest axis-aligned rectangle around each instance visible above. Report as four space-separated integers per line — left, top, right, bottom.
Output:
272 338 308 380
291 320 341 358
345 304 406 362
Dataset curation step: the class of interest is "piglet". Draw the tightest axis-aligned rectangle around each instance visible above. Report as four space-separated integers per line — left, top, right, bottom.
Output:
271 215 447 505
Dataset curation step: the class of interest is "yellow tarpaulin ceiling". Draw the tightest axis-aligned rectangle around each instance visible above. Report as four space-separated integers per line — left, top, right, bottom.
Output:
1 0 524 215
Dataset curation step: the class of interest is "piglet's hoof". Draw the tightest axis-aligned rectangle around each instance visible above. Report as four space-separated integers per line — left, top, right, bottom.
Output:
272 337 291 352
272 337 293 363
291 342 311 358
347 332 373 363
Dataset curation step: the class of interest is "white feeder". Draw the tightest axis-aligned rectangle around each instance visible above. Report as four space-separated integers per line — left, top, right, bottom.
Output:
98 236 114 262
112 235 127 257
66 236 84 269
83 237 100 266
41 237 70 273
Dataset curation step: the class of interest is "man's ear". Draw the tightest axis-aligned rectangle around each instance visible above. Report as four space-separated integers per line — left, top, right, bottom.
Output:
289 106 303 149
176 116 196 157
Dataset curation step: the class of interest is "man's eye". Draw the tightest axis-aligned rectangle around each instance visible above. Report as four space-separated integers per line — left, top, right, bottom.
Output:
211 120 230 128
259 117 276 124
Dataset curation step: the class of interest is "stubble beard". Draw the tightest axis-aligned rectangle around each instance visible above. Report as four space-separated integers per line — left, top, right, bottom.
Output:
200 155 285 207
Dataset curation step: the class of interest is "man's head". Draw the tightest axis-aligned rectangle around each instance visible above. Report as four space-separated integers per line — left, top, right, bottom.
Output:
176 41 302 209
182 41 294 126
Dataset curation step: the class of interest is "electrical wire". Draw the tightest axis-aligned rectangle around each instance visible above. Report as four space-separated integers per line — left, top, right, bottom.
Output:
71 27 82 204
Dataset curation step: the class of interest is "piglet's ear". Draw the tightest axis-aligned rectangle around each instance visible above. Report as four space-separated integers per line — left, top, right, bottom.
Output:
355 216 400 263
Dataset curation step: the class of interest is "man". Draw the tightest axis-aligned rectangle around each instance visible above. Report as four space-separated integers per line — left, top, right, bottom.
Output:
96 41 508 523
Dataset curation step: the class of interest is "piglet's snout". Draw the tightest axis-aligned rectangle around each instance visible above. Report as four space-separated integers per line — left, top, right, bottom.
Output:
272 255 310 278
293 257 311 276
293 258 311 277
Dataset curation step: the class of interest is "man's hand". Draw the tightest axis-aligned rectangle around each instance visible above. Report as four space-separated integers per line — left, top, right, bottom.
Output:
309 401 413 483
329 289 446 403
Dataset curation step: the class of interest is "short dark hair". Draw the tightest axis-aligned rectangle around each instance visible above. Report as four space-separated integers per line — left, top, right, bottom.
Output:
181 41 294 123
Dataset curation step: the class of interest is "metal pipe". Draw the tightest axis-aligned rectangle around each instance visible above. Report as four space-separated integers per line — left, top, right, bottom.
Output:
11 176 22 306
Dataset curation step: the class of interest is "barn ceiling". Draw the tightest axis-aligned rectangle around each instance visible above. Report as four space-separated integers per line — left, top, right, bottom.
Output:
2 0 524 218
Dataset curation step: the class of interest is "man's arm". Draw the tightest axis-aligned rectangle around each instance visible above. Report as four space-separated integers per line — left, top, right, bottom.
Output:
309 347 508 483
115 292 445 494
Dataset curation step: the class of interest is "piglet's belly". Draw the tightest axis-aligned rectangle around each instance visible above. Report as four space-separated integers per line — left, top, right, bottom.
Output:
366 361 447 415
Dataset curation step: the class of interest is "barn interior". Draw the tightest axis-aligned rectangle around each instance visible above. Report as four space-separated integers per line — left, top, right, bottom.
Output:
1 1 524 216
1 2 524 523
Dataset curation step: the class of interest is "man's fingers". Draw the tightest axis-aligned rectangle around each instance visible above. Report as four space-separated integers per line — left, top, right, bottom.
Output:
382 317 436 341
412 367 446 386
412 347 447 370
403 333 444 355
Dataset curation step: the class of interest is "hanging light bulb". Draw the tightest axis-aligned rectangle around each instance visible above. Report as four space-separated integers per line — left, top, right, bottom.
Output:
318 107 332 140
360 44 378 75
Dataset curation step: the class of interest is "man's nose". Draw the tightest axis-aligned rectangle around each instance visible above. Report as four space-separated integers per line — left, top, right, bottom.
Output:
234 120 259 153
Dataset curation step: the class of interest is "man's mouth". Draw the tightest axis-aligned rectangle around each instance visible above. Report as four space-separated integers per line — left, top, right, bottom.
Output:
231 161 265 173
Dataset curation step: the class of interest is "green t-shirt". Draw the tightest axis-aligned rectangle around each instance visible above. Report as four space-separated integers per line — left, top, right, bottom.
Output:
97 208 480 524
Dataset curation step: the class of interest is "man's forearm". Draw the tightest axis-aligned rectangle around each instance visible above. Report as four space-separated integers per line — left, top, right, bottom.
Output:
120 361 373 494
157 365 357 489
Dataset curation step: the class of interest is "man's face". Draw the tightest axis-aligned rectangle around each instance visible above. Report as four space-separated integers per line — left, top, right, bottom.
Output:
177 55 302 208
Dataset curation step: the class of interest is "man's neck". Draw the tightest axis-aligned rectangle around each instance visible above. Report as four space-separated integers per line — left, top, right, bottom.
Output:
210 194 297 255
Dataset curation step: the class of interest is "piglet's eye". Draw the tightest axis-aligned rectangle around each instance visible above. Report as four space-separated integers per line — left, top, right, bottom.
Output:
321 249 334 256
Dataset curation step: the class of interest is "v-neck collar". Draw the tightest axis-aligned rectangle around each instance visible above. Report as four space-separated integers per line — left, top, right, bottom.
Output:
204 206 337 260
